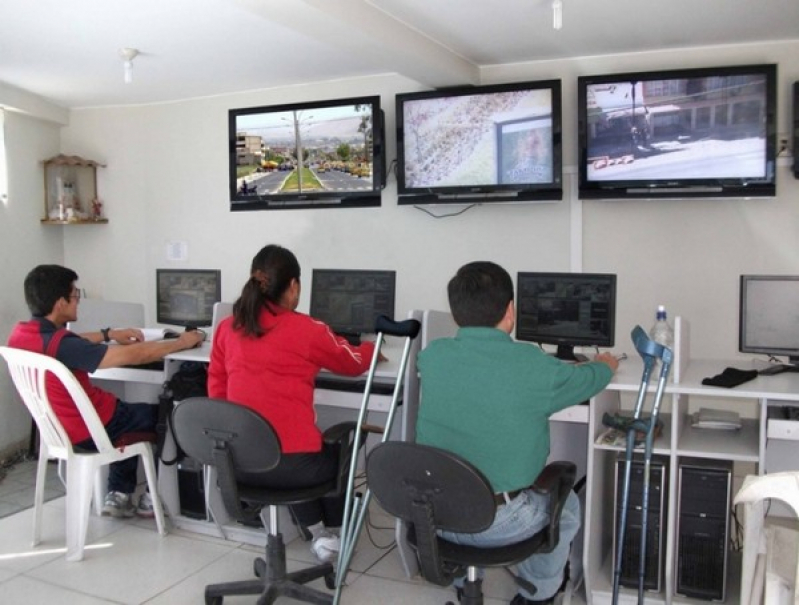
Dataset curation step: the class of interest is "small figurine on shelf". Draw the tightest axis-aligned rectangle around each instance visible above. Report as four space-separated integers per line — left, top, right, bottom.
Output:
91 198 104 221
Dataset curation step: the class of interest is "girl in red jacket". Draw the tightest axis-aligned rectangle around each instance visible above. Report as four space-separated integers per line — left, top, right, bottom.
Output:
208 244 375 562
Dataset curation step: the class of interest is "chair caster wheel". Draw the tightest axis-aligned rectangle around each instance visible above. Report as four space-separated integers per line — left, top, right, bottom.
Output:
324 572 336 590
254 557 266 578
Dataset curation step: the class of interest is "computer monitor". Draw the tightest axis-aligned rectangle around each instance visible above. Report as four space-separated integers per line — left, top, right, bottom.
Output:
516 272 617 361
309 269 396 344
156 269 221 329
739 275 799 364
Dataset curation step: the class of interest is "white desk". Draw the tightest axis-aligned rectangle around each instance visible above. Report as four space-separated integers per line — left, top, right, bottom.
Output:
98 339 407 543
583 357 799 605
88 338 408 544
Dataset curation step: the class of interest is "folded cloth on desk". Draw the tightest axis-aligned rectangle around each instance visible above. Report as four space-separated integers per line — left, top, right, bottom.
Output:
702 367 758 388
140 328 179 342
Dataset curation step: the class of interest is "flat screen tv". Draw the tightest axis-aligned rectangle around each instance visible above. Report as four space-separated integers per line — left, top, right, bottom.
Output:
578 64 777 199
516 272 617 361
309 269 396 345
229 95 385 211
396 80 562 205
156 269 221 329
739 275 799 364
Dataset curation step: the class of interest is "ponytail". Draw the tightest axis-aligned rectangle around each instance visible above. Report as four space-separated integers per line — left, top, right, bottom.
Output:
232 245 301 338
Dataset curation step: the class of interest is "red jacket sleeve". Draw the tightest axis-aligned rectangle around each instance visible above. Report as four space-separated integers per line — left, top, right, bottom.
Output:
308 320 375 376
207 321 229 399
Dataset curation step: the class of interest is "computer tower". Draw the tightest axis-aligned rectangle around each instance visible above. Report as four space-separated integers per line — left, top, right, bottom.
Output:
613 454 668 592
675 457 733 601
177 457 206 519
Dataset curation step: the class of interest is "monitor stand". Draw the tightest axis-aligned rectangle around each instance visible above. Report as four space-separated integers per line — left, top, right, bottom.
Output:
555 344 588 363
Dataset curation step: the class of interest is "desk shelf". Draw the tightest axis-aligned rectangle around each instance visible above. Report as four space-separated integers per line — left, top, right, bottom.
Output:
676 417 759 462
593 412 673 456
583 362 799 605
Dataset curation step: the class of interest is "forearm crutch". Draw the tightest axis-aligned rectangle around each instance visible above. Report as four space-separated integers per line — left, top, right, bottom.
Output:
611 325 673 605
334 315 420 605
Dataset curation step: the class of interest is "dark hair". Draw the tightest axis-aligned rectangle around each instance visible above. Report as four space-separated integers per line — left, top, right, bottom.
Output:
447 261 514 327
232 244 301 337
24 264 79 317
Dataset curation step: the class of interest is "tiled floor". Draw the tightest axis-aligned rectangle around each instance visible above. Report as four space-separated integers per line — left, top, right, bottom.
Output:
0 460 585 604
0 458 66 519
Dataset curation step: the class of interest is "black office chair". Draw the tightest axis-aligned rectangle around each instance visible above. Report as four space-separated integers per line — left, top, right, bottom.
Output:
366 441 576 605
171 397 361 605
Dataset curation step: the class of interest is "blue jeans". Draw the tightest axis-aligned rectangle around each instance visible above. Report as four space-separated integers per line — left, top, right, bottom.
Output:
75 401 157 494
441 488 581 600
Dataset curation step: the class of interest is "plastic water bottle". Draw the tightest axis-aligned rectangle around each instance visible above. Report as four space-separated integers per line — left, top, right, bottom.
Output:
649 306 674 370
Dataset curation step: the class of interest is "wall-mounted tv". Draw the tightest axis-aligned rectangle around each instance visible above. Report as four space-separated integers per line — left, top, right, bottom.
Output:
229 95 385 211
396 80 562 205
578 64 777 199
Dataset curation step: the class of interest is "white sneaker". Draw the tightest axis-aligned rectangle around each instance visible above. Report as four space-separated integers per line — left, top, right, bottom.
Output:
310 529 341 563
102 491 136 518
136 492 156 518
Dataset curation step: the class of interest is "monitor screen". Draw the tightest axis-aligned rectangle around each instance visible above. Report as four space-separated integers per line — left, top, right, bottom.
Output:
516 272 617 361
396 79 562 204
156 269 221 329
228 95 385 211
739 275 799 364
309 269 396 344
577 63 777 199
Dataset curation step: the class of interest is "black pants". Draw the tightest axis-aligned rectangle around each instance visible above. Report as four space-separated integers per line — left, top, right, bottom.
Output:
238 442 344 527
75 401 157 494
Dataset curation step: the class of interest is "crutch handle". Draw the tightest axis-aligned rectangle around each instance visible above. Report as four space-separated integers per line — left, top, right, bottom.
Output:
631 325 674 364
375 315 421 339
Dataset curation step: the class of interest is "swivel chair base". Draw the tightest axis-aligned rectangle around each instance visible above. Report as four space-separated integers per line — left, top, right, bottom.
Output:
204 533 336 605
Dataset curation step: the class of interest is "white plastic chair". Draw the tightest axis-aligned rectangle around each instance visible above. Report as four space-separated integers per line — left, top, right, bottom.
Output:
734 472 799 605
0 346 166 561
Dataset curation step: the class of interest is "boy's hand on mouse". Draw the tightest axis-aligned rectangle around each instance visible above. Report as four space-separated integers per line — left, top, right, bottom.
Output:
594 351 619 373
178 329 205 349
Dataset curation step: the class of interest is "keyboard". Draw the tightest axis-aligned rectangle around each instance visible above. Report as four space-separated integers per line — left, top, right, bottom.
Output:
783 406 799 420
122 360 165 371
759 364 799 376
314 375 396 396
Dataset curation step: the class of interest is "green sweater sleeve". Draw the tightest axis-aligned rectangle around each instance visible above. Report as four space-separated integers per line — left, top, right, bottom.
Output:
550 361 614 409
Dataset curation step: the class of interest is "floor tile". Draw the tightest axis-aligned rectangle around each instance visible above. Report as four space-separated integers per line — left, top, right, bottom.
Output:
0 575 115 604
0 461 587 605
25 526 236 605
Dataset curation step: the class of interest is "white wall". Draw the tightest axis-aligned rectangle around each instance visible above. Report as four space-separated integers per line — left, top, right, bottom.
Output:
0 111 62 455
2 41 798 455
60 41 799 364
485 40 799 360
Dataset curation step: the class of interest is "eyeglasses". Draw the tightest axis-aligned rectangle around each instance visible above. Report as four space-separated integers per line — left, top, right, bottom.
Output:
69 291 82 301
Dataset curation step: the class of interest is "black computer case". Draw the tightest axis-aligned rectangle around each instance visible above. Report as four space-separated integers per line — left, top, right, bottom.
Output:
614 454 669 592
675 457 733 601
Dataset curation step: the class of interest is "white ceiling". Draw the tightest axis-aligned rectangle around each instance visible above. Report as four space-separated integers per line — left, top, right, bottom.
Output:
1 0 798 109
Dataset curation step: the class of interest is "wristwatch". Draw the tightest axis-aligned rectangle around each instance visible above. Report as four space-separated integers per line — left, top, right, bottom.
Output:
101 327 111 343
